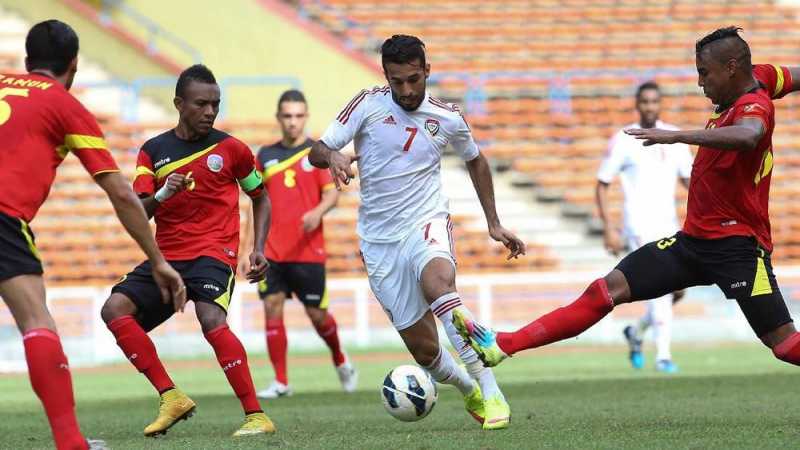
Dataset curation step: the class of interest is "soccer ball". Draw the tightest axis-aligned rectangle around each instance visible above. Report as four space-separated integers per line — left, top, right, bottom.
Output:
381 365 438 422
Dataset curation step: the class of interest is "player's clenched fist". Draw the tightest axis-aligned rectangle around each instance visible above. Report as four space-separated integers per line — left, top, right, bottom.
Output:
154 172 195 202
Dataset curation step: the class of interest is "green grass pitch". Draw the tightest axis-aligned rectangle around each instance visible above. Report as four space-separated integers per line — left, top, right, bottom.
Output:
1 344 798 449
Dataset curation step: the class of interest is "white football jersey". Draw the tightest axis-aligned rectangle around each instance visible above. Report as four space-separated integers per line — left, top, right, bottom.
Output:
597 121 693 240
321 88 479 243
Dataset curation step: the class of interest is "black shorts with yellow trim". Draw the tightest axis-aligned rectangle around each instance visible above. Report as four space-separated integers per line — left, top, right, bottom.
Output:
258 260 328 308
112 256 235 332
0 211 43 282
616 232 791 337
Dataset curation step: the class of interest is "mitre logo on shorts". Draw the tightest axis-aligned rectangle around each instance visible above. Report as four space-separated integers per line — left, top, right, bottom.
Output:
425 119 440 136
203 283 221 292
207 154 224 172
302 156 314 172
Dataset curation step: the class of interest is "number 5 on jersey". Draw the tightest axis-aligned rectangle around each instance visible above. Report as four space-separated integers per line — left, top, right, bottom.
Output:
0 88 30 126
403 127 417 152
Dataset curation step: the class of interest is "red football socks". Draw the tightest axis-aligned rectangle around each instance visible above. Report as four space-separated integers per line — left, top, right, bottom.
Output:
23 328 87 450
497 278 614 356
266 318 288 384
205 324 262 414
773 331 800 365
313 313 346 366
107 315 174 393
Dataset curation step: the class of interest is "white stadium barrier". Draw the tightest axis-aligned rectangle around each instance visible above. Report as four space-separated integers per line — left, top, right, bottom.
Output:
2 268 800 372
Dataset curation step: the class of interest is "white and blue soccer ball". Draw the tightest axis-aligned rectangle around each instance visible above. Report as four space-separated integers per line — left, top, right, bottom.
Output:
381 365 438 422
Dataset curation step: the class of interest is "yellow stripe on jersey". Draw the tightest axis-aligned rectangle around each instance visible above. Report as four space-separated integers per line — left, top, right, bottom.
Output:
322 182 336 191
772 64 785 98
64 134 108 150
264 148 310 180
136 165 155 177
155 144 217 179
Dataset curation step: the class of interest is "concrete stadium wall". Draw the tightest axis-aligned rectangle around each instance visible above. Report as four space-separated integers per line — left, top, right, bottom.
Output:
2 0 174 84
113 0 383 135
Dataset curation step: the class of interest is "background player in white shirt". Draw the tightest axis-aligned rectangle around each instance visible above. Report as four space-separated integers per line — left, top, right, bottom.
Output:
310 35 525 430
595 81 692 373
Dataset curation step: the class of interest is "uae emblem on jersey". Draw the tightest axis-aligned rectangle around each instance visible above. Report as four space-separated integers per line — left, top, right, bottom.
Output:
207 154 224 172
425 119 440 136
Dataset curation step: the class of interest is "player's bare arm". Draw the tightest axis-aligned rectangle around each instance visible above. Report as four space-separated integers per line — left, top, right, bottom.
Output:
302 187 339 233
309 140 359 190
140 172 195 218
94 172 187 311
237 200 255 277
465 152 526 259
625 117 765 152
246 190 271 283
594 181 624 255
786 67 800 94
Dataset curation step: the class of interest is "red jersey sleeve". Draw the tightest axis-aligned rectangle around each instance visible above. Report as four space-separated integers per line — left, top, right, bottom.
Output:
133 150 156 197
754 64 794 99
315 166 335 192
59 97 119 176
230 138 264 197
731 95 771 135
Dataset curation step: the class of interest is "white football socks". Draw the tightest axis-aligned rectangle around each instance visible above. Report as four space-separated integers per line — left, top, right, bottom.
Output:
431 292 503 400
423 347 473 396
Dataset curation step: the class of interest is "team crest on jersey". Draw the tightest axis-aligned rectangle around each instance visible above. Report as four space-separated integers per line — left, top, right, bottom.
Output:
207 154 224 172
301 156 314 172
425 119 440 136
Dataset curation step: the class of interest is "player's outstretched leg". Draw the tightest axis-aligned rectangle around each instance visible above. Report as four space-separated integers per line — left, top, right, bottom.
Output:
430 293 510 430
398 313 486 427
101 295 195 437
307 306 358 393
1 275 90 450
454 276 617 367
197 303 275 436
422 259 510 430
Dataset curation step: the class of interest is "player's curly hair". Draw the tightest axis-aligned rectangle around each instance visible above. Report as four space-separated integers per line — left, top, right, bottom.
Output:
175 64 217 98
381 35 426 70
695 26 751 69
25 20 79 76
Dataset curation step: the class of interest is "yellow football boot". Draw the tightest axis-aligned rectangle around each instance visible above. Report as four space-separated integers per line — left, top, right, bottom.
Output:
143 388 196 437
232 412 277 437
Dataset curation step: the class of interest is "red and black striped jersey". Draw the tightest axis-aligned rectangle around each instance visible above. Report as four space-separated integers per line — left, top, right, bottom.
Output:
684 64 794 251
134 128 262 265
256 138 334 263
0 72 118 222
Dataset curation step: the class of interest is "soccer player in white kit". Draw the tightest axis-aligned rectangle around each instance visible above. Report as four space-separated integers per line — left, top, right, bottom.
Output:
310 35 525 430
595 81 692 373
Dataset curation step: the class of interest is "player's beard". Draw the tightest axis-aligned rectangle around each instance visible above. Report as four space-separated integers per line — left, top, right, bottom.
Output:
392 89 424 111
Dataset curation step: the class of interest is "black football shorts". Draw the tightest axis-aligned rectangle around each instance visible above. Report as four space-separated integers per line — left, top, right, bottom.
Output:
257 260 328 308
0 211 43 282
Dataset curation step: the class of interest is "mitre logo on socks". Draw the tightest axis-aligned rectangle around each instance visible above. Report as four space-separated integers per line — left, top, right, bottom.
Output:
222 359 242 372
